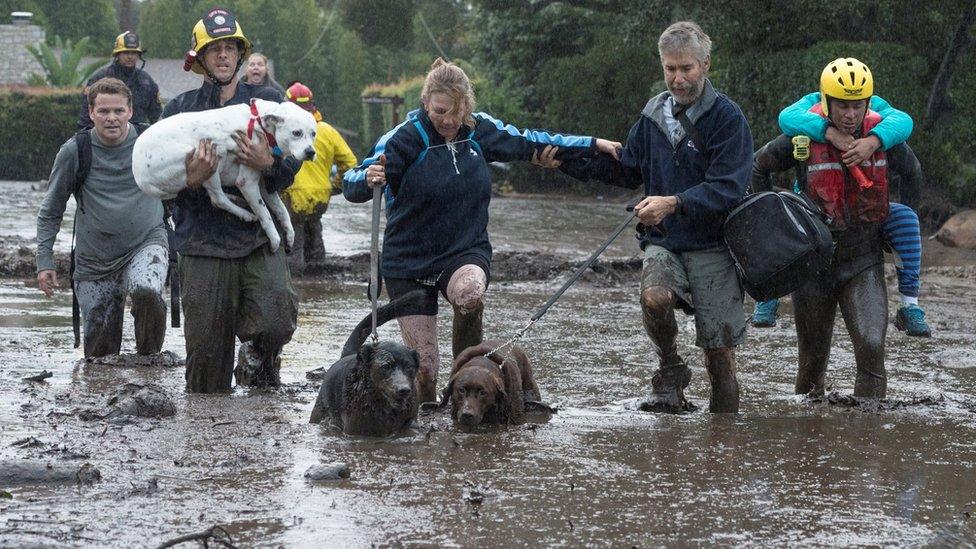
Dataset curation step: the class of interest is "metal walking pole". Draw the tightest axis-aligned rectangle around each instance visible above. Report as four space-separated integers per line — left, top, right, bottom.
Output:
369 184 381 343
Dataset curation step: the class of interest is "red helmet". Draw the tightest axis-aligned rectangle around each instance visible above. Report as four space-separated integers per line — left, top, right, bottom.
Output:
286 82 314 106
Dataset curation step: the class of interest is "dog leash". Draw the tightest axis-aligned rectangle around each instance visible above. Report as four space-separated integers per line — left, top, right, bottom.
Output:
485 209 637 361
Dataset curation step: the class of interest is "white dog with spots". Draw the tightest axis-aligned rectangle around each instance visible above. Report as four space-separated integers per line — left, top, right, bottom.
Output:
132 99 316 251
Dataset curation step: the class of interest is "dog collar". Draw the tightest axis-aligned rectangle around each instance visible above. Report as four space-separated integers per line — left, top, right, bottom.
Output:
248 98 279 151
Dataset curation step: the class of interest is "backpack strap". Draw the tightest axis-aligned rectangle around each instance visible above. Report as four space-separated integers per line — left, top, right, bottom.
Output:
72 130 92 213
68 130 92 348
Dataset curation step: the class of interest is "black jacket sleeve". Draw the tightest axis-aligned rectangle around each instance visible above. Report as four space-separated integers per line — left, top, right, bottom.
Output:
751 135 795 193
559 118 643 190
884 142 922 209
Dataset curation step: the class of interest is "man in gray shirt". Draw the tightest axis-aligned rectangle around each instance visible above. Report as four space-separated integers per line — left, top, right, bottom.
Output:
37 78 169 358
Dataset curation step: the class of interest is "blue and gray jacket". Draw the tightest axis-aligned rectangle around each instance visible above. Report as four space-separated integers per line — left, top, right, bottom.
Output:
562 79 754 252
344 108 598 279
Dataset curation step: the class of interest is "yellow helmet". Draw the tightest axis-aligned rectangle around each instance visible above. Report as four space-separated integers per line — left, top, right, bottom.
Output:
185 7 252 75
819 57 873 116
112 31 144 56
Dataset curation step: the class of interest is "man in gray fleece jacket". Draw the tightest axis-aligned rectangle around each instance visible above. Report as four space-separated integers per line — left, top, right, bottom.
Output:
36 78 169 358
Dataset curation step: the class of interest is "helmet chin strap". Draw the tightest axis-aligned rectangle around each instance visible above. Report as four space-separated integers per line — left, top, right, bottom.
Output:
203 57 243 88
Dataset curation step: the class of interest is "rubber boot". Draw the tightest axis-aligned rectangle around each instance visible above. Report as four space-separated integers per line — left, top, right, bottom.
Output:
704 348 740 413
451 303 484 359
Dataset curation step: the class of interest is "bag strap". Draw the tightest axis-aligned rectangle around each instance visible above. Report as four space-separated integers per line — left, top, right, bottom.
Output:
73 130 92 213
674 104 706 156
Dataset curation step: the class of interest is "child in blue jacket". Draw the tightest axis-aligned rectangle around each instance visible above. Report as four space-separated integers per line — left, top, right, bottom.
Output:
752 92 931 337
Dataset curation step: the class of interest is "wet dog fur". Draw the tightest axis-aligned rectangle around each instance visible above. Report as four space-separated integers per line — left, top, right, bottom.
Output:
309 291 429 436
441 340 542 432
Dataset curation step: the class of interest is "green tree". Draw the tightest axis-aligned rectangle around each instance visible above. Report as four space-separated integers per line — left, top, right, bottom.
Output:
34 0 119 50
26 35 106 87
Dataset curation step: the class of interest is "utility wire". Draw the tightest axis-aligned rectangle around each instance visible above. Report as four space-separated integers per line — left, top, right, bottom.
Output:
293 1 340 65
417 11 449 61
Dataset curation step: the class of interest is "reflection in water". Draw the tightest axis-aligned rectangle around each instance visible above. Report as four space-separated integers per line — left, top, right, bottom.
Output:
0 192 975 546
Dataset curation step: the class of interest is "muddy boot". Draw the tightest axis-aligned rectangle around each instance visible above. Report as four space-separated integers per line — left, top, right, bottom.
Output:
638 357 693 413
451 304 483 359
637 287 692 413
234 341 282 388
704 348 740 413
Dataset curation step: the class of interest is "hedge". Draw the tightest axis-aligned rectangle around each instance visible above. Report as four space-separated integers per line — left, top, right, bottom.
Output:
0 87 79 181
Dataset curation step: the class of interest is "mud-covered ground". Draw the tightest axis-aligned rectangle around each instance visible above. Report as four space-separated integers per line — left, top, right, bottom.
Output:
2 181 976 547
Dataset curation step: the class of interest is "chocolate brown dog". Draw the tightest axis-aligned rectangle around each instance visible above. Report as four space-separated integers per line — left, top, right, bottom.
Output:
441 339 542 431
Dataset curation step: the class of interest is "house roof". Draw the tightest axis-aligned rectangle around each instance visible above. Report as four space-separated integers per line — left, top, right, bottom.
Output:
80 57 279 103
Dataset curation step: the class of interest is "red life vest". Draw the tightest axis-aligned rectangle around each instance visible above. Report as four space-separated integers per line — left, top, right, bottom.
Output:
804 103 889 230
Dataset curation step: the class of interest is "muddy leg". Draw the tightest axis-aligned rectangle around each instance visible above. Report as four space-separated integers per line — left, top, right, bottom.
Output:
793 281 837 396
306 203 328 263
76 275 126 358
398 315 439 403
235 245 298 388
446 264 487 358
839 264 888 398
125 244 168 355
180 255 239 393
704 347 739 413
638 286 692 413
287 208 308 278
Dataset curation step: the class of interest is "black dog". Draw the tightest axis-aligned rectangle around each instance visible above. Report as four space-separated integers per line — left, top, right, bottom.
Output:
309 291 428 436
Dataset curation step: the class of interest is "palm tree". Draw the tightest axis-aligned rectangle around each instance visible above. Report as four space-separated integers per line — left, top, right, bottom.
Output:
26 35 107 88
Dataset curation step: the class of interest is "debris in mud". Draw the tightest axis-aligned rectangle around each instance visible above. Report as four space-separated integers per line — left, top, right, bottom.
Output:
301 250 642 284
78 351 184 369
304 462 350 481
22 370 53 382
462 480 496 505
78 383 176 422
11 436 44 448
129 477 160 497
155 525 237 549
305 366 326 381
809 391 946 412
0 460 101 486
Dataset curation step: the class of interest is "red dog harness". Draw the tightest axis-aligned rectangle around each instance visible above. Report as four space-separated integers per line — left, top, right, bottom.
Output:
804 104 889 230
247 98 279 152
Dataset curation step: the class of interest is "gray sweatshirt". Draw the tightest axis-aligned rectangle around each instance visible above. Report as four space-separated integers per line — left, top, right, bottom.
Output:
36 125 167 281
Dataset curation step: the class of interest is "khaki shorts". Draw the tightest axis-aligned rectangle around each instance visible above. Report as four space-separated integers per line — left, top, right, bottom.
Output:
640 245 746 349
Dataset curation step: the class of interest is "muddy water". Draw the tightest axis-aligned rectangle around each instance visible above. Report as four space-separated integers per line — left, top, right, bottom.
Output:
2 186 976 546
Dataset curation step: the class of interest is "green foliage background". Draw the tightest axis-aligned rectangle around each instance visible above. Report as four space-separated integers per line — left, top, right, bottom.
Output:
0 89 79 180
3 0 973 214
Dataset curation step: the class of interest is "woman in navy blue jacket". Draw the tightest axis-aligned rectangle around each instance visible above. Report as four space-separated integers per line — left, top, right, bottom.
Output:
344 58 620 402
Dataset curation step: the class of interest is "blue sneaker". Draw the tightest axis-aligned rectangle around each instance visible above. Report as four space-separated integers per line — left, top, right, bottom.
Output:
751 299 779 327
895 305 932 337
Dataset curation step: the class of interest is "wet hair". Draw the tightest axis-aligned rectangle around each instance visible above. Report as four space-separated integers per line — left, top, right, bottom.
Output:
658 21 712 63
420 57 476 126
87 77 132 109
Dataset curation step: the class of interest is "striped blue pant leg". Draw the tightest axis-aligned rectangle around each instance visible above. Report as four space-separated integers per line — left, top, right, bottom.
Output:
884 202 921 299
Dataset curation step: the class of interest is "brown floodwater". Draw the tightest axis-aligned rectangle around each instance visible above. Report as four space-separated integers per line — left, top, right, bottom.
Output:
1 184 975 547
